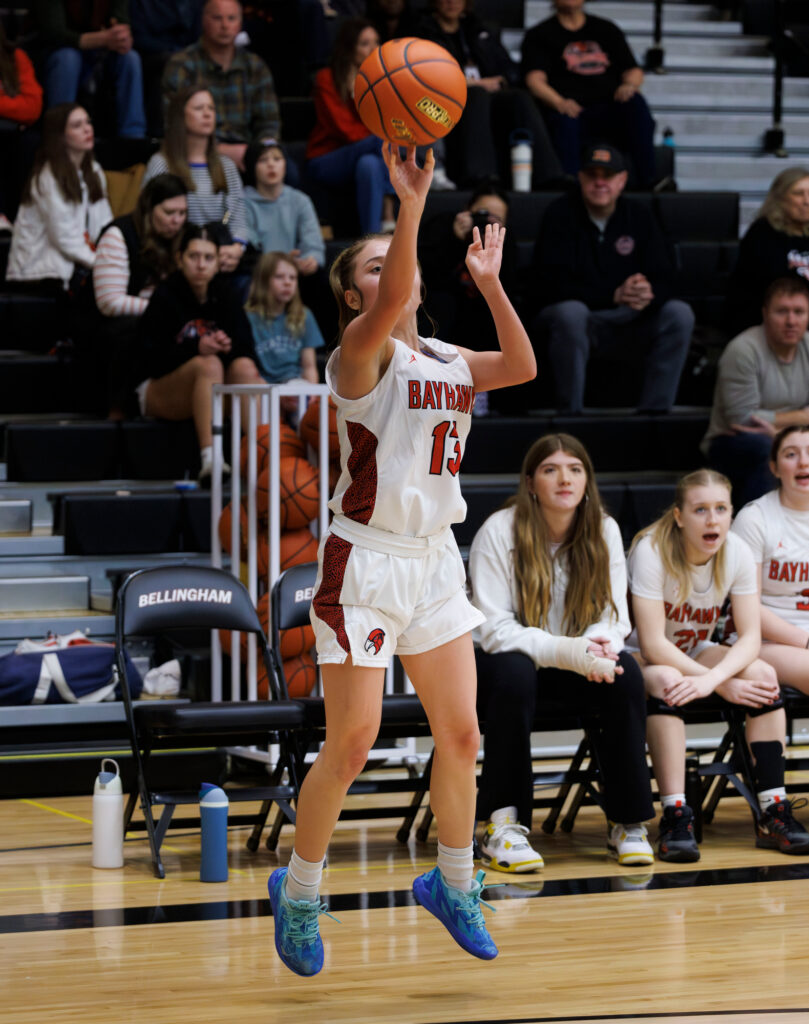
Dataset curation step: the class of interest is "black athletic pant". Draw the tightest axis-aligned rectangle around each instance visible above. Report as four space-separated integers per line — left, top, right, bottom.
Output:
475 648 654 828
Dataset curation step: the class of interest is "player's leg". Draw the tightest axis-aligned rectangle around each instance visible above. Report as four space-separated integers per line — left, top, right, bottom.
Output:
269 661 385 977
758 642 809 696
641 662 700 862
401 634 498 960
697 647 809 854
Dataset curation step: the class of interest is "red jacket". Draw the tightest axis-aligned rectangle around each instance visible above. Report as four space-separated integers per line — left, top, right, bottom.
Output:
306 67 370 161
0 49 43 125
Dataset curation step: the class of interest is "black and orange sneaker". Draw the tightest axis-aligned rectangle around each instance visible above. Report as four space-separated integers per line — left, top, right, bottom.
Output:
657 804 700 863
755 798 809 855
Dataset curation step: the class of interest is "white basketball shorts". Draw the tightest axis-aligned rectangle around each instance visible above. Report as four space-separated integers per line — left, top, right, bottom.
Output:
310 518 485 668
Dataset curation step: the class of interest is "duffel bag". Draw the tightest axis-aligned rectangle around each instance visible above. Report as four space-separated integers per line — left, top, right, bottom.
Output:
0 645 143 706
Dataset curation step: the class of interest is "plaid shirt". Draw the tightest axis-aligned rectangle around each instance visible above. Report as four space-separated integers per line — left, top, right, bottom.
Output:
162 41 280 144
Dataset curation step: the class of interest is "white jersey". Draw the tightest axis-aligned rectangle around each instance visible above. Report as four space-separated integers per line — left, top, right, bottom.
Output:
732 489 809 628
326 335 475 538
628 531 757 657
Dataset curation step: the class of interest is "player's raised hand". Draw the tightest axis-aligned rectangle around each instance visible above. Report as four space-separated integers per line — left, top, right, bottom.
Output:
465 222 504 289
384 144 434 207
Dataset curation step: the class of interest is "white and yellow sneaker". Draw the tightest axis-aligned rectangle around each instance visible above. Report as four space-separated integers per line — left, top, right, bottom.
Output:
479 806 544 873
607 821 654 866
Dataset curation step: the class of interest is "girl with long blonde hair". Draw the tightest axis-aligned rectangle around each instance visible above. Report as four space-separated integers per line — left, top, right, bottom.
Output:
245 251 323 396
629 468 809 862
268 144 536 977
468 433 654 872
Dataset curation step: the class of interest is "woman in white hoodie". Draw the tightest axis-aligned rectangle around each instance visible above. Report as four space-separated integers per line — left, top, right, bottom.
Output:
468 432 654 871
7 103 111 292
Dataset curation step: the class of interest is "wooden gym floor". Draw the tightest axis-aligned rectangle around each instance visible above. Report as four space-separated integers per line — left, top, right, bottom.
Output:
3 772 809 1024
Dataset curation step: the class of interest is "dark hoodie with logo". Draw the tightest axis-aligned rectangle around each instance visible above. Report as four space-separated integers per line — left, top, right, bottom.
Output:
533 190 675 312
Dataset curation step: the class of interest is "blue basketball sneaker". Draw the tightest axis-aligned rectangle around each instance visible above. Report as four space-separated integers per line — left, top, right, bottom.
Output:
267 867 338 977
412 867 498 960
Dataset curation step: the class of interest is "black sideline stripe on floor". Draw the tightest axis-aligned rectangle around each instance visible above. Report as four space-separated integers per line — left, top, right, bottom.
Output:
4 860 809 935
424 1011 809 1023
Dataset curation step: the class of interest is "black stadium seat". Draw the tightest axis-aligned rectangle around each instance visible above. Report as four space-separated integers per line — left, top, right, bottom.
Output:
655 191 739 242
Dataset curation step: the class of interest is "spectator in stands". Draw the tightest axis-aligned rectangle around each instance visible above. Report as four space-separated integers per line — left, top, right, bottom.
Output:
367 0 421 41
416 0 561 189
93 174 189 417
30 0 147 139
469 433 654 871
245 251 323 400
732 425 809 697
142 88 248 274
629 468 809 861
725 167 809 337
703 278 809 509
418 181 518 399
7 103 112 296
136 222 263 484
243 141 332 333
306 18 397 235
533 144 693 414
162 0 280 173
521 0 656 188
0 22 43 227
130 0 203 138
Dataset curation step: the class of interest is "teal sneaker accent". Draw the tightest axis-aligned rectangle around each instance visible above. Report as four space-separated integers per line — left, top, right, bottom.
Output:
412 866 498 960
268 867 338 977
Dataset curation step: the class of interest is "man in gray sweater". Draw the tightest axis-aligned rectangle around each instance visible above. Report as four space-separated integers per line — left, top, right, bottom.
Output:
703 277 809 507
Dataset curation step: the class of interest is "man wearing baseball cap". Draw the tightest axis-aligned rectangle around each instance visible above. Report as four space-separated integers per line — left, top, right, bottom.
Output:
531 142 694 414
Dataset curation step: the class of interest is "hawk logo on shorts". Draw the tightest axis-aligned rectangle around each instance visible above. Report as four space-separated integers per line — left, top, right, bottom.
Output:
364 628 386 655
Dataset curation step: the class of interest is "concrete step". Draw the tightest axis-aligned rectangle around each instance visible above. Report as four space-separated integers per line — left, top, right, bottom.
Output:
654 111 809 150
0 611 115 652
0 575 90 614
0 500 32 536
674 152 806 185
643 73 809 105
0 550 221 602
627 33 770 56
526 2 724 25
0 533 65 557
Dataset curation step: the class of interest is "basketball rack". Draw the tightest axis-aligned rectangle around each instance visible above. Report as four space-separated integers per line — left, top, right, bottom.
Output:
210 382 419 768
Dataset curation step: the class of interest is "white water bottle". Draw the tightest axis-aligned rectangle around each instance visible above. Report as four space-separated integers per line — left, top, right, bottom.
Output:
510 130 533 192
92 758 124 868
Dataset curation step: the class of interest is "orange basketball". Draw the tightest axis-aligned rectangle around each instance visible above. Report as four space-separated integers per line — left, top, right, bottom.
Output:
239 421 304 479
280 623 315 660
280 457 319 530
218 500 248 557
284 651 318 698
299 398 340 460
354 38 467 147
258 526 319 578
280 527 319 569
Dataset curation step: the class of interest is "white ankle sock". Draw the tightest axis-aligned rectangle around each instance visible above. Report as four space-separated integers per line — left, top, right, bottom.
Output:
436 840 474 893
200 445 213 467
758 787 787 812
661 793 687 810
285 849 324 902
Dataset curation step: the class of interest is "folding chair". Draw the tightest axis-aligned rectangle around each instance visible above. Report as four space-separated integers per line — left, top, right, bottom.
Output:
263 562 434 850
116 565 305 878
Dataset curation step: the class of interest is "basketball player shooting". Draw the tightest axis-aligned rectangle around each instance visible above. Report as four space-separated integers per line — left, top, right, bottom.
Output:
267 143 536 977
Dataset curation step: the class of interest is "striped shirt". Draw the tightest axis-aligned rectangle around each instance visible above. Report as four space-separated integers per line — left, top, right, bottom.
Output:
93 227 154 317
141 152 248 245
161 42 280 144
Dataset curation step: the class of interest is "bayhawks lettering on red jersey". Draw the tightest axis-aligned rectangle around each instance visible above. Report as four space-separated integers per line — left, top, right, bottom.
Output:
408 379 475 414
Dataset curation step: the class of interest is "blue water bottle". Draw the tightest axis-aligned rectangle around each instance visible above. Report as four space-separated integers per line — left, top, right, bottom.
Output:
199 783 229 882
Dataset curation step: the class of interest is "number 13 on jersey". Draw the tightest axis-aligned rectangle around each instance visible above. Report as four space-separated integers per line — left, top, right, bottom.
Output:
430 420 461 476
